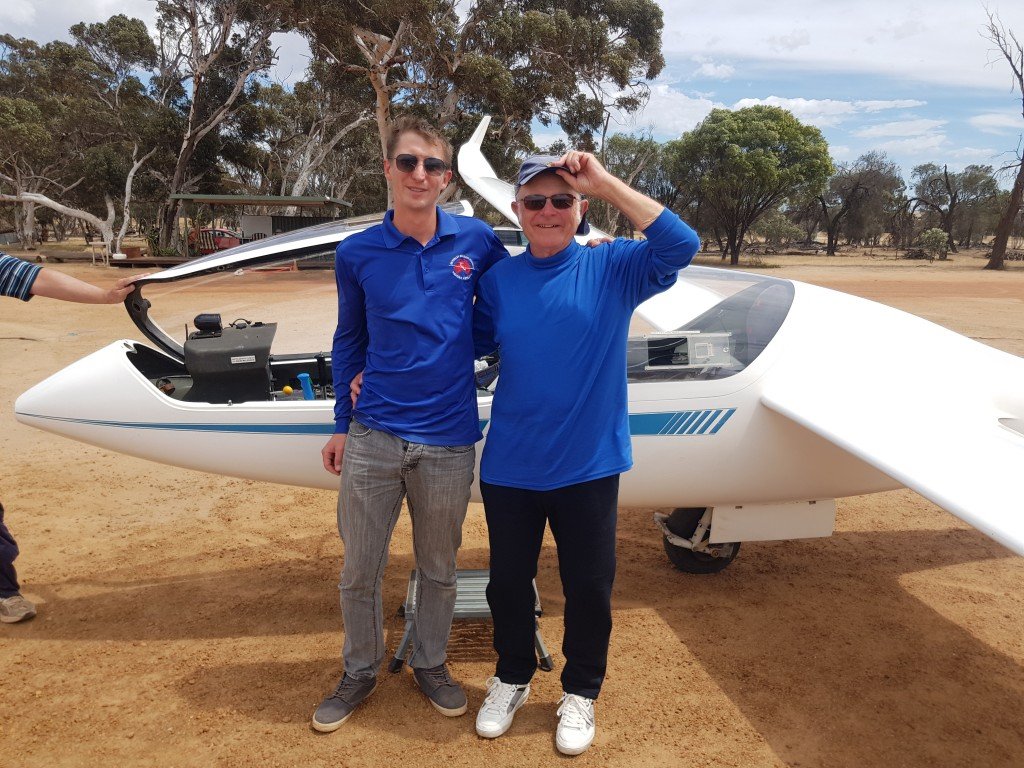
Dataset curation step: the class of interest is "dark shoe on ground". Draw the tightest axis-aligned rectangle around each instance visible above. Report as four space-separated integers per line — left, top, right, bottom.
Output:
0 594 36 624
413 663 467 716
311 674 377 732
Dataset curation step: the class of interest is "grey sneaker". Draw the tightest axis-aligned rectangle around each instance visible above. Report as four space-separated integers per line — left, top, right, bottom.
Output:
413 664 467 716
0 594 36 624
475 676 530 738
311 674 377 732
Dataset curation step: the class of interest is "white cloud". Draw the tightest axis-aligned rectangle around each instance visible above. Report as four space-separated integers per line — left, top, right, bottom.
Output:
731 97 856 128
0 1 36 26
768 29 810 52
1 0 156 41
728 97 934 130
855 100 927 112
692 61 735 80
662 1 1024 90
854 119 947 138
948 147 999 162
268 32 312 87
830 145 854 161
968 112 1023 134
627 84 724 137
873 134 948 156
598 80 880 141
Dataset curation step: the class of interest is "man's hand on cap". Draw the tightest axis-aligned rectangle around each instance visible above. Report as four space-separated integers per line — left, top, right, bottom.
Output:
550 151 615 198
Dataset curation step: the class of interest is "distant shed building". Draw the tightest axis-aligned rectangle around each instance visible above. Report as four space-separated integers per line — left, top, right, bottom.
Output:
170 194 352 245
239 214 338 239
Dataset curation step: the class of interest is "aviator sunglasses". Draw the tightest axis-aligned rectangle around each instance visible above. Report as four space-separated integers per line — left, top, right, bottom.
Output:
519 193 580 211
390 153 449 176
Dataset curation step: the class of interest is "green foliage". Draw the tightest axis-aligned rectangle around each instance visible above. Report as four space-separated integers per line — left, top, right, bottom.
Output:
818 151 904 253
298 0 665 151
587 131 661 235
666 106 832 264
70 14 157 93
919 227 948 259
0 96 49 150
751 208 803 246
912 163 998 253
0 20 178 253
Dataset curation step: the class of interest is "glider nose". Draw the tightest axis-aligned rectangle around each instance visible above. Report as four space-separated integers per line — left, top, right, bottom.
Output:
15 359 87 435
14 341 139 437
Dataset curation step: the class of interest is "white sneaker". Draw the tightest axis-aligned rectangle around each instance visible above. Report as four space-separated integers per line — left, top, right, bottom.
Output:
475 676 530 738
555 693 595 755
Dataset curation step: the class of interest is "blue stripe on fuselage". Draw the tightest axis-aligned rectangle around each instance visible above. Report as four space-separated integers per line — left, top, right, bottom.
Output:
22 410 735 437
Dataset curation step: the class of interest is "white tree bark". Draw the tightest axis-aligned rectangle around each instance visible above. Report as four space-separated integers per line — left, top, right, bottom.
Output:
115 146 158 253
284 115 372 213
0 192 114 261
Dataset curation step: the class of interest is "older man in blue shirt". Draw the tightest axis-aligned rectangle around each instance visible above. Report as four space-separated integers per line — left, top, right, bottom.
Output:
471 152 700 755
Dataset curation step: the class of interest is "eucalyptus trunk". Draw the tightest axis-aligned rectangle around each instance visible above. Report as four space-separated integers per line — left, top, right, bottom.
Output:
986 163 1024 270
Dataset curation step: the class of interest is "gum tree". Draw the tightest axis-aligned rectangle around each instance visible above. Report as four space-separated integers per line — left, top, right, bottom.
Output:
296 0 665 172
151 0 291 248
0 27 159 258
984 11 1024 269
667 106 832 265
912 163 998 254
818 151 902 255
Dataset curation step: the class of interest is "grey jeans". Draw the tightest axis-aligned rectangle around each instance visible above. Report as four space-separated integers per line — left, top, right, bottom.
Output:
337 419 475 679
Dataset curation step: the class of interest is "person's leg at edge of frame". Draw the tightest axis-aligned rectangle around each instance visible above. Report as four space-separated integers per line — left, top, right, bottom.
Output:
311 423 406 733
547 473 620 755
0 502 21 597
403 442 475 716
0 501 36 624
476 481 548 738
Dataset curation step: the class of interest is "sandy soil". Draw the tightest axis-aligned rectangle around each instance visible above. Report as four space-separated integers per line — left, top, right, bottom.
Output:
1 252 1023 768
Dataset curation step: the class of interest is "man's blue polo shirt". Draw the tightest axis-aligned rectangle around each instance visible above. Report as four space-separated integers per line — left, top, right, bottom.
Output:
332 207 507 445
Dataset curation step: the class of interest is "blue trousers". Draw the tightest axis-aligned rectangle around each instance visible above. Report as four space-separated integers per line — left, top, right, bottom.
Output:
0 502 22 597
481 474 619 700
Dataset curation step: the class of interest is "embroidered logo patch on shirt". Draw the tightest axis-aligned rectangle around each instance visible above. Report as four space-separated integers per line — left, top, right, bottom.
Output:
450 255 474 280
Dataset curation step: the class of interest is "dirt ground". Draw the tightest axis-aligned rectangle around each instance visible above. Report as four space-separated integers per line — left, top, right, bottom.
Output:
1 251 1023 768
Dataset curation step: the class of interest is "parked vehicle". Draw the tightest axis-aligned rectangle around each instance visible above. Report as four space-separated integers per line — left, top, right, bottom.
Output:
188 227 242 255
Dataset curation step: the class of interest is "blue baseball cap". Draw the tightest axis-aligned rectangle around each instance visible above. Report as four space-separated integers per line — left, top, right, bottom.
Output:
514 155 591 235
514 155 563 193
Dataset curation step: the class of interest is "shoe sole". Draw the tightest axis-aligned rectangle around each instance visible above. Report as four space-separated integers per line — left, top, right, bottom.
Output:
556 732 594 756
428 699 467 717
0 612 35 624
310 682 377 733
475 689 529 738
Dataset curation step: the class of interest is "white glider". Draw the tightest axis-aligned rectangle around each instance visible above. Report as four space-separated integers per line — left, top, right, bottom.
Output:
13 119 1024 574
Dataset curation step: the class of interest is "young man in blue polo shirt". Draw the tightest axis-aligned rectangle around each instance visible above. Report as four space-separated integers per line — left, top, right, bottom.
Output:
1 254 139 624
312 117 508 732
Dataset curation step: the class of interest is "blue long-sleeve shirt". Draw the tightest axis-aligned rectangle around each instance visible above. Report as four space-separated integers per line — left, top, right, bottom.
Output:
473 209 699 490
0 253 41 300
332 207 507 445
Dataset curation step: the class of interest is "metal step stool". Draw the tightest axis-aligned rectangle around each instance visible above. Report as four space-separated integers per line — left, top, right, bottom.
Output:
389 568 554 673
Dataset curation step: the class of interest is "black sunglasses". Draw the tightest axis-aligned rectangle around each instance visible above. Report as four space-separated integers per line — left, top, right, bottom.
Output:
520 193 579 211
391 154 449 176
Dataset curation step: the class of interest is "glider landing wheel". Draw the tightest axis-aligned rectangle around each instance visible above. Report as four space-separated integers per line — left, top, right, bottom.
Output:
662 507 740 575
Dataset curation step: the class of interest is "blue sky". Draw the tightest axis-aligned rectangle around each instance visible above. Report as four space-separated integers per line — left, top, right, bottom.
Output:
3 0 1023 183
